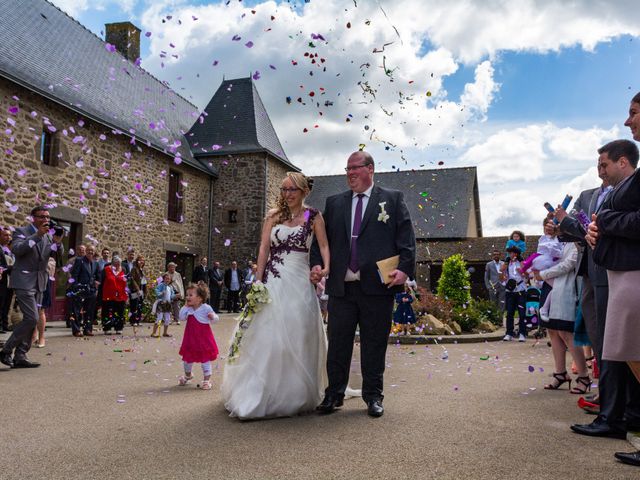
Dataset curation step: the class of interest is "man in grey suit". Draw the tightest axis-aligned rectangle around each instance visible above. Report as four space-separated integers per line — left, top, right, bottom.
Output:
311 151 416 417
484 249 505 314
0 206 63 369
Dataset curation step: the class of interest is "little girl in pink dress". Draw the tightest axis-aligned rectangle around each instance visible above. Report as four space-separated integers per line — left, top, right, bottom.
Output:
178 283 219 390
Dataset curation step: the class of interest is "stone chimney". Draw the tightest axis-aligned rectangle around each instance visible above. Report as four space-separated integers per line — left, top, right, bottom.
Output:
105 22 141 62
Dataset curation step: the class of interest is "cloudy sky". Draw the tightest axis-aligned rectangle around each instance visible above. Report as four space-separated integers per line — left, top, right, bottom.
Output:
51 0 640 236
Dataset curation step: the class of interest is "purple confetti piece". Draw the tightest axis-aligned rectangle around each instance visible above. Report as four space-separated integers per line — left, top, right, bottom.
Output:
528 365 534 373
8 106 18 115
245 41 254 48
252 71 261 80
99 134 106 141
145 31 152 37
105 43 117 53
212 60 219 66
232 35 241 41
17 168 27 177
224 239 231 247
7 118 16 127
269 64 276 70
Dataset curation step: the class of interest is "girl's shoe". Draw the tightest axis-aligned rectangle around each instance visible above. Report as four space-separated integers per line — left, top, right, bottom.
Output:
178 375 193 386
571 376 592 395
544 371 572 390
199 380 212 390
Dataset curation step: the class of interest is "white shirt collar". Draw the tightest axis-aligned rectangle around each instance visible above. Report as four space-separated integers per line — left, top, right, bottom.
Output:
352 184 374 199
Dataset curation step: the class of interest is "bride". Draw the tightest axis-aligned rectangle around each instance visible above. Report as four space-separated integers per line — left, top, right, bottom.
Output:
221 172 331 419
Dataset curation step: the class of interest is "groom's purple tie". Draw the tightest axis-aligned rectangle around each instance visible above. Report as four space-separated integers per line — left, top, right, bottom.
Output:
349 193 365 273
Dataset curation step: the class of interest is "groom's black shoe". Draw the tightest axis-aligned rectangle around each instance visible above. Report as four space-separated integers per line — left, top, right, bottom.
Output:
316 396 343 414
367 400 384 417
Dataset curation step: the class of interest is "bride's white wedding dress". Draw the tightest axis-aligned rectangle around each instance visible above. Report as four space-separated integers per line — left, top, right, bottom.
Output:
222 209 328 419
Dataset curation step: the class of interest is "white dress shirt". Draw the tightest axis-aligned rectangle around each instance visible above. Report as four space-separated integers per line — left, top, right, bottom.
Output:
345 184 374 281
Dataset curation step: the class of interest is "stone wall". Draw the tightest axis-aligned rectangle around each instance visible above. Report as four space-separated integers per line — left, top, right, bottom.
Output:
202 152 292 270
0 77 211 279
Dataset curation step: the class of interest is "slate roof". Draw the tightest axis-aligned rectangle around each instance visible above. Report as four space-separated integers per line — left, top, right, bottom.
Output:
0 0 215 175
187 77 297 170
306 167 482 240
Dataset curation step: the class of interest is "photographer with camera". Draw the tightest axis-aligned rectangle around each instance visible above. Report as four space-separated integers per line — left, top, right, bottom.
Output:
0 206 63 369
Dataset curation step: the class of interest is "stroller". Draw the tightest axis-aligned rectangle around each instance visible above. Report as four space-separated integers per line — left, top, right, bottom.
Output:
524 286 545 339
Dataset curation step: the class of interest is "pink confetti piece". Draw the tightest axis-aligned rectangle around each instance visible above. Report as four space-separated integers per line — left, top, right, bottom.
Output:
224 239 231 247
99 134 106 141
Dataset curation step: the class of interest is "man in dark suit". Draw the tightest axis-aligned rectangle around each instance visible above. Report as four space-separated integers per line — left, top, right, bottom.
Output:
0 227 14 334
192 256 209 284
311 151 416 417
0 206 63 369
224 261 243 313
208 261 223 312
69 244 100 337
563 140 640 439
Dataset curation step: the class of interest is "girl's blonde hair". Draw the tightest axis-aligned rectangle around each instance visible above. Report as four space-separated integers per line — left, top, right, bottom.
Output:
273 172 314 225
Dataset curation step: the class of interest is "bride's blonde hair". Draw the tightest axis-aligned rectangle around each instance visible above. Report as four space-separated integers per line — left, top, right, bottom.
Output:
273 172 314 224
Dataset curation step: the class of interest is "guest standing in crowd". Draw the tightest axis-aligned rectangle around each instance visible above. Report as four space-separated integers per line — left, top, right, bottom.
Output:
0 206 62 369
224 260 243 313
151 273 175 338
129 255 147 332
192 256 209 285
532 226 589 392
242 262 258 305
393 283 416 336
122 248 135 275
101 255 127 335
69 245 99 338
166 262 184 325
501 246 527 342
587 113 640 467
32 257 56 348
0 227 14 334
208 261 223 313
484 249 505 314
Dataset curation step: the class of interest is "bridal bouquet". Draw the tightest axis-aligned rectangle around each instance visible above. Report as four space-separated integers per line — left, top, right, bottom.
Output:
228 282 271 363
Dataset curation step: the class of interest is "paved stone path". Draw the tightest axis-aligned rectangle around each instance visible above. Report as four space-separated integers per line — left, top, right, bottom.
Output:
1 315 637 479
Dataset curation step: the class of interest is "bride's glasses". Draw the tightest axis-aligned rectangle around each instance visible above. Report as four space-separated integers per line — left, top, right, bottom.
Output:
280 187 300 194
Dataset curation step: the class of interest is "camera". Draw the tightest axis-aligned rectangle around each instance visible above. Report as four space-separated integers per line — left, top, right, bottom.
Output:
45 219 65 237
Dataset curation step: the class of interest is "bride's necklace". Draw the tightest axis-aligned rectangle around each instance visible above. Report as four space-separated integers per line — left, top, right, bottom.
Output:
288 208 304 221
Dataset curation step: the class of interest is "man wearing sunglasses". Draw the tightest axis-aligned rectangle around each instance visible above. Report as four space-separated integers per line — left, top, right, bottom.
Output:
311 151 416 417
0 205 63 369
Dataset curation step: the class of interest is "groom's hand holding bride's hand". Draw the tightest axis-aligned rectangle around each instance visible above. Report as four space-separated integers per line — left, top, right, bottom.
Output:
386 269 408 288
310 265 323 285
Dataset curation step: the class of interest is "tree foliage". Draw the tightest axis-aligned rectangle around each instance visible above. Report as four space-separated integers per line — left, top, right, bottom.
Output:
436 253 471 307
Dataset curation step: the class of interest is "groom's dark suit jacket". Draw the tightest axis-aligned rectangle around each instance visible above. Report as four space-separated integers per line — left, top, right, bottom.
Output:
311 185 416 296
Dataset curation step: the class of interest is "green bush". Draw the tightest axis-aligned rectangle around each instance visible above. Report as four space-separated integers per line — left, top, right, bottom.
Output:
413 288 454 324
437 254 471 307
473 298 502 326
452 304 481 332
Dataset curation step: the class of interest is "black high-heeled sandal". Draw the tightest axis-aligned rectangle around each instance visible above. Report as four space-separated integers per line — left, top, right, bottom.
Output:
544 371 571 390
570 376 592 394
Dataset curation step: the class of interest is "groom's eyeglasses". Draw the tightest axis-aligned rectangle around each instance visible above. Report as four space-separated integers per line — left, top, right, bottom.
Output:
344 164 369 172
280 187 300 194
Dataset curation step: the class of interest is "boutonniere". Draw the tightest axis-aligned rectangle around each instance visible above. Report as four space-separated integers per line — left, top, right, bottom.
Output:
377 202 390 223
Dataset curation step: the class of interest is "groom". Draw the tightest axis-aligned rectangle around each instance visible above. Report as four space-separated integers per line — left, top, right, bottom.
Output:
310 151 416 417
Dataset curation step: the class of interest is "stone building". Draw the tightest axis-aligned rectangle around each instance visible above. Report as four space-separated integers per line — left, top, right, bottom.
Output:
0 0 296 318
307 167 516 298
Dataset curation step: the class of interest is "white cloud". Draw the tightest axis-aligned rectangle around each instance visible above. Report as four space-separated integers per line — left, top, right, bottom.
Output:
58 0 639 236
51 0 136 16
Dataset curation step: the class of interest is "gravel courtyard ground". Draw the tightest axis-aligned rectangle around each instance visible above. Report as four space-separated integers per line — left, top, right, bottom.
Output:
1 314 637 479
